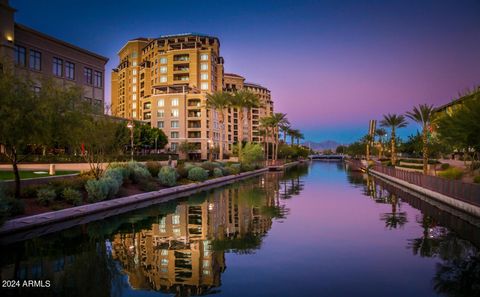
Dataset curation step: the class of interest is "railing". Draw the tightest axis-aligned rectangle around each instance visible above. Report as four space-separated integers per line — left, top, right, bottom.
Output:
372 165 480 207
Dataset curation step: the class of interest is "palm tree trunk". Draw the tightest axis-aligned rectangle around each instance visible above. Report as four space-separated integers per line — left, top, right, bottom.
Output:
391 129 396 165
422 126 428 175
11 148 21 198
290 135 294 146
238 108 244 159
219 110 225 161
366 141 370 162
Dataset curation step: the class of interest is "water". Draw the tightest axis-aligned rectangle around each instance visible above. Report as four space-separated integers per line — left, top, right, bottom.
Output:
1 162 479 297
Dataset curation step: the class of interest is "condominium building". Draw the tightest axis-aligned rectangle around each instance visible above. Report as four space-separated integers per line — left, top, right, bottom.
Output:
0 0 108 112
111 33 273 159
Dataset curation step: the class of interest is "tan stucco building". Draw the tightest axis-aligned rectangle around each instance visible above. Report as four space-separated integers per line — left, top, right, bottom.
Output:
0 0 108 112
111 33 273 159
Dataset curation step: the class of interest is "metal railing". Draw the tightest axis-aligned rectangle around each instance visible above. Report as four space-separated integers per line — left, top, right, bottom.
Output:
372 165 480 207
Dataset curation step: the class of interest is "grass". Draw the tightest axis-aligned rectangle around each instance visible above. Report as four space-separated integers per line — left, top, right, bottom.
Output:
0 170 79 181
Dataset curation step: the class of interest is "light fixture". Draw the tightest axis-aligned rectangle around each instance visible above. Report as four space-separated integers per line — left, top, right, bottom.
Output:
6 35 13 43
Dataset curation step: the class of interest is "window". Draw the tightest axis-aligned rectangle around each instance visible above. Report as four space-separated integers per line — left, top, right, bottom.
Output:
144 112 151 119
94 71 103 87
171 132 179 139
144 102 151 109
65 61 75 80
158 99 164 107
171 142 178 151
52 57 63 77
200 53 208 61
171 120 179 128
29 50 41 70
132 69 137 75
132 102 137 109
171 109 179 117
132 94 137 101
171 98 179 106
132 77 137 83
157 121 164 128
132 85 137 92
132 111 137 118
14 45 26 66
157 110 165 118
132 61 137 66
200 63 208 70
201 73 208 80
201 82 209 90
84 67 93 85
160 66 167 73
160 76 167 83
160 57 167 64
131 52 138 58
33 86 41 95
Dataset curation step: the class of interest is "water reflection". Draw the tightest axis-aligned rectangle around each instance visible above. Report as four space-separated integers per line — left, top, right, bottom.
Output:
0 165 309 297
349 171 480 297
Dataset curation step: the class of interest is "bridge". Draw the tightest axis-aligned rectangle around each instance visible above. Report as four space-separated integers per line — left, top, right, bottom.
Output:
309 154 345 161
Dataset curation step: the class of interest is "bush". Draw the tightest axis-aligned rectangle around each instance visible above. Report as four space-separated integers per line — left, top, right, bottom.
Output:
213 168 223 178
474 175 480 184
158 166 177 187
240 163 255 172
103 167 126 185
21 184 44 198
188 167 209 182
62 188 82 206
239 143 264 165
85 179 110 202
440 163 450 170
176 164 190 179
201 161 222 174
130 166 151 184
228 164 241 175
221 166 232 176
36 188 57 206
438 167 463 180
146 161 162 177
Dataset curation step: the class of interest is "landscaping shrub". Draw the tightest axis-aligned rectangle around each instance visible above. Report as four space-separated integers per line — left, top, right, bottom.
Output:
176 164 190 179
129 164 151 184
239 143 264 165
139 180 158 192
36 188 57 206
62 188 82 206
474 175 480 184
220 166 232 176
438 167 463 180
104 177 121 199
440 163 450 170
21 184 44 198
188 167 209 182
228 164 241 175
240 163 255 172
201 161 221 173
158 166 177 187
213 168 223 178
146 161 162 177
104 167 126 185
85 179 110 202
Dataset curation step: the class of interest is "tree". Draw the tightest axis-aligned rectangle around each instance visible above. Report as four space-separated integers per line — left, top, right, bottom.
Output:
206 91 233 160
134 124 167 151
375 128 387 159
380 113 408 165
0 71 88 197
239 143 264 166
259 117 273 162
231 90 261 157
178 141 198 160
406 104 436 174
268 113 289 161
336 145 346 154
436 96 480 170
280 123 290 143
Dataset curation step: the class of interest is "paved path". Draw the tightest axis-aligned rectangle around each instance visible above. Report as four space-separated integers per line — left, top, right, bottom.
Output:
0 160 176 172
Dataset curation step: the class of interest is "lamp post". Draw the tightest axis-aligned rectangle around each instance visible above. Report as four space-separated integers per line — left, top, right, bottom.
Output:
127 121 134 161
207 139 212 161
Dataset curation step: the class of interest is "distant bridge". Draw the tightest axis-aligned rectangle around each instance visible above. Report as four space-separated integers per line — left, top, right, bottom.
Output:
309 154 345 161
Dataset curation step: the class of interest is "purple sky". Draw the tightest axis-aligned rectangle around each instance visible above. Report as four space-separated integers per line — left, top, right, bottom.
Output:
12 0 480 143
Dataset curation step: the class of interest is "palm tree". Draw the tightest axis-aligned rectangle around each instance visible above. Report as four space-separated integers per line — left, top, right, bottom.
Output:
231 90 261 156
259 117 273 163
206 91 233 160
406 104 436 174
375 128 387 159
380 113 408 165
269 113 289 161
288 128 300 146
296 132 304 145
280 123 291 144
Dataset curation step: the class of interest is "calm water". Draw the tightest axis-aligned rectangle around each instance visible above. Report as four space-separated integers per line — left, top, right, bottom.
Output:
1 162 479 297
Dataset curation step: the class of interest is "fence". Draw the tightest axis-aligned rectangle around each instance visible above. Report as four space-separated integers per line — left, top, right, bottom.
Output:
372 165 480 207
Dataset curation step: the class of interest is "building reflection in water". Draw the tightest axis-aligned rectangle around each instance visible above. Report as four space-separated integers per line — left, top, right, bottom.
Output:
0 165 308 297
347 171 480 297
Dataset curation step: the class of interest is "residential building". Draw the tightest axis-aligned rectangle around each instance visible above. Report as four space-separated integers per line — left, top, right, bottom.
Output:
0 0 108 112
111 34 274 159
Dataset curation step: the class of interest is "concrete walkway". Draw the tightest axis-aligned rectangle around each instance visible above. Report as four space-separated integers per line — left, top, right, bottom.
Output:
0 160 176 172
0 168 269 244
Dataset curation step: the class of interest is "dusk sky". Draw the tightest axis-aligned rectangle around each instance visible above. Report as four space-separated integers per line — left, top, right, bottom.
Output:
12 0 480 143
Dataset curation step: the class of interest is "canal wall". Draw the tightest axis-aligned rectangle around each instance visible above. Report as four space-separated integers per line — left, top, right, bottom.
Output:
370 169 480 218
0 167 269 243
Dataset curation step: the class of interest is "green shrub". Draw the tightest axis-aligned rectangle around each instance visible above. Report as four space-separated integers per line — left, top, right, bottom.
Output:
438 167 463 180
158 166 177 187
131 166 151 184
201 161 222 174
188 167 209 182
221 166 232 176
85 179 109 202
146 161 162 177
239 143 264 165
176 164 189 179
36 188 56 206
139 180 158 192
474 175 480 184
103 168 125 185
213 168 223 178
21 184 44 198
229 164 241 175
240 163 255 172
62 188 82 206
440 163 450 170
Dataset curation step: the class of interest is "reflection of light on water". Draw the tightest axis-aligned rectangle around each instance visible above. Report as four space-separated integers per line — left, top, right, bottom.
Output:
428 227 447 239
208 203 214 211
261 178 265 186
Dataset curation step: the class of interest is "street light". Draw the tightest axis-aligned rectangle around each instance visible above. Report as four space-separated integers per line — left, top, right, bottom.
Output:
127 121 134 161
207 139 212 161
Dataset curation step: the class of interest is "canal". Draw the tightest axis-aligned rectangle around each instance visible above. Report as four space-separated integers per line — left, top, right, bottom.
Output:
1 162 479 297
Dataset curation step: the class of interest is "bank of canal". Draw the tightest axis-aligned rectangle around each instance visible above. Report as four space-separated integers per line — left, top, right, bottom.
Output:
1 162 478 297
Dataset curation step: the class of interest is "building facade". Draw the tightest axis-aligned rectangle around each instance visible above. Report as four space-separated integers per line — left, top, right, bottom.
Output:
0 0 108 112
111 33 273 159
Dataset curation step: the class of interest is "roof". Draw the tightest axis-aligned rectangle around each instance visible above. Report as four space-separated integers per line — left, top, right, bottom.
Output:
244 82 269 91
15 23 109 63
224 73 245 79
117 38 152 55
435 88 480 113
159 32 218 40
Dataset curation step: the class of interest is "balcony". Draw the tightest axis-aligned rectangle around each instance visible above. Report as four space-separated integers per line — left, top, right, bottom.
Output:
188 110 201 118
173 54 189 62
174 74 189 82
188 131 201 139
174 64 190 72
188 99 201 107
188 120 201 128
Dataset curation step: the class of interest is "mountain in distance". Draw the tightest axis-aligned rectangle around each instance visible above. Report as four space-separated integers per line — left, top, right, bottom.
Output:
302 140 341 151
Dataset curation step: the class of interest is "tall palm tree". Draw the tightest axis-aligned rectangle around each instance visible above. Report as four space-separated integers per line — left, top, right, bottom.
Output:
380 113 407 165
206 91 233 160
269 113 289 161
231 90 261 156
296 132 304 145
406 104 436 174
280 123 291 144
288 128 300 146
259 117 273 162
375 128 387 159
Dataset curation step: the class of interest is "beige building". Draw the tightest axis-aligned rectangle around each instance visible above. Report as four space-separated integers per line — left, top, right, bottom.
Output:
0 0 108 112
111 33 273 159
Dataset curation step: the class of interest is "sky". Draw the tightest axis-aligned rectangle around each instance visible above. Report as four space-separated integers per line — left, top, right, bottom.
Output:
11 0 480 144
